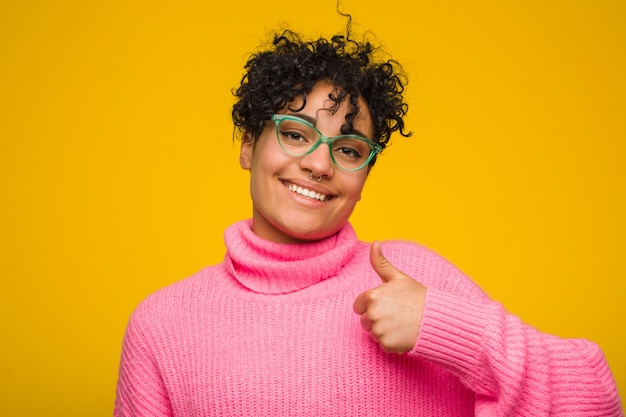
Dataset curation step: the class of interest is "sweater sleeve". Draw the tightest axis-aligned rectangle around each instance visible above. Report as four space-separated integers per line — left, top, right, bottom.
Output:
114 304 174 417
411 288 623 416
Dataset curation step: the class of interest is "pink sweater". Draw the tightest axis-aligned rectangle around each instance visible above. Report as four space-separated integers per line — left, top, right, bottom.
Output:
115 220 622 416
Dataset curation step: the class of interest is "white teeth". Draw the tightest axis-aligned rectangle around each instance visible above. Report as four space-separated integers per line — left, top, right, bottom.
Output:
288 184 329 202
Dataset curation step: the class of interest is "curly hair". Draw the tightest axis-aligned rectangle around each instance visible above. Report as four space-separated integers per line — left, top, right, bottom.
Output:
231 17 411 164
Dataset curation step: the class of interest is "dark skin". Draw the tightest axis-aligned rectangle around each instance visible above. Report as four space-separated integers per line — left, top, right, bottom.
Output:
354 240 427 354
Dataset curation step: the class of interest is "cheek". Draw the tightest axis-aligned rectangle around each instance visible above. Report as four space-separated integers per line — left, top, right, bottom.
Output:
344 174 368 202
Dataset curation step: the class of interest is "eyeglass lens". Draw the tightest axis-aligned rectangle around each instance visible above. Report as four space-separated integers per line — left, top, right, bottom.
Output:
276 118 374 170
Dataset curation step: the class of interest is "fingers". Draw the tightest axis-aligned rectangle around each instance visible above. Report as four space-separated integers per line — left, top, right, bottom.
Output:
360 312 373 331
353 291 367 315
354 240 426 354
355 240 399 314
370 240 403 283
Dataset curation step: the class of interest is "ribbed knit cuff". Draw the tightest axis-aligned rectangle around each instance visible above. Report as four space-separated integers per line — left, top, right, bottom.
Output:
410 289 492 376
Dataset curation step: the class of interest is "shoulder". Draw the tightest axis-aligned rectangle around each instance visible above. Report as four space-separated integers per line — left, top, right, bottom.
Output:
380 239 489 302
379 239 458 278
129 263 225 329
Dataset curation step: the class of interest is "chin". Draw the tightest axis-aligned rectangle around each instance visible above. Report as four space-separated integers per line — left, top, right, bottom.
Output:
279 222 342 243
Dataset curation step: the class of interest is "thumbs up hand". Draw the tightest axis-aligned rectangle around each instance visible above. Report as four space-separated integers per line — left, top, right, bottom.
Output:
353 241 427 354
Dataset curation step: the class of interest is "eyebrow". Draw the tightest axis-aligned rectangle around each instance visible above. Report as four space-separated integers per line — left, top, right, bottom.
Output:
284 113 371 139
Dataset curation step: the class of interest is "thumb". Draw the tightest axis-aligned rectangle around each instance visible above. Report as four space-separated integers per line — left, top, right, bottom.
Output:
370 240 402 283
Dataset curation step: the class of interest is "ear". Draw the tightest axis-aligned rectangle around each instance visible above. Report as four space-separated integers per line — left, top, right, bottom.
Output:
239 132 253 170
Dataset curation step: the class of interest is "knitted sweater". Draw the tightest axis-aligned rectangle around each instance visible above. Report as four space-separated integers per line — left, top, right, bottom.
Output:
114 220 622 416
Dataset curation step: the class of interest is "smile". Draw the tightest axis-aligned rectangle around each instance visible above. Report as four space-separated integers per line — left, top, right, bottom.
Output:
287 183 331 202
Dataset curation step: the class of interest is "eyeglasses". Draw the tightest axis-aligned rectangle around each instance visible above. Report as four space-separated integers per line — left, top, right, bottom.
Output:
270 114 382 172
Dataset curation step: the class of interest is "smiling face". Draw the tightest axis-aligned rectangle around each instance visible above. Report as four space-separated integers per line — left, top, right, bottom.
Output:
239 81 374 243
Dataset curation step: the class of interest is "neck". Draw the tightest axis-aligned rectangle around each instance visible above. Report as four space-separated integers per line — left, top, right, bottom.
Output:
223 219 360 294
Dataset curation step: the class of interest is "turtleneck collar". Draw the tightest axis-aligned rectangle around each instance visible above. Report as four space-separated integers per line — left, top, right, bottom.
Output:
223 219 360 295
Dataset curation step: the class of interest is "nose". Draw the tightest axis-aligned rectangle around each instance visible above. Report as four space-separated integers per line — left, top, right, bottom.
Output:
299 141 335 179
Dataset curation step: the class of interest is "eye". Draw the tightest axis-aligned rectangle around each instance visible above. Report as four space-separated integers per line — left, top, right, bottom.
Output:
332 137 370 161
279 129 310 143
334 146 363 159
276 118 316 145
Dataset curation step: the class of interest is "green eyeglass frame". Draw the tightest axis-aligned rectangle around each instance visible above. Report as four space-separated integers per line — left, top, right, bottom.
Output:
270 114 382 172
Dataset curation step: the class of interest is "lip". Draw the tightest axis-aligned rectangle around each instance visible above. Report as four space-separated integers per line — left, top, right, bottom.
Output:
280 178 336 202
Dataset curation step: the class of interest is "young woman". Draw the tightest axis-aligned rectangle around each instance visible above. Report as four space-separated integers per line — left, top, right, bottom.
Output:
114 27 622 416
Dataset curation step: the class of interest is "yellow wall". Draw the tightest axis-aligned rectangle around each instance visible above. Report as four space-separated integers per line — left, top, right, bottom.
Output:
1 0 624 414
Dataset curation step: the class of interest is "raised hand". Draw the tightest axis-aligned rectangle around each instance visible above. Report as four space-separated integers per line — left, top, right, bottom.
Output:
353 241 427 354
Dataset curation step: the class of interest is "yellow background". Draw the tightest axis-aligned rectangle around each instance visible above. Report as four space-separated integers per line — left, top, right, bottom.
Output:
1 0 624 414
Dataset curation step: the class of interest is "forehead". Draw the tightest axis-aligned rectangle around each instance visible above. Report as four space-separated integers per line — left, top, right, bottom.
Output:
284 82 374 137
